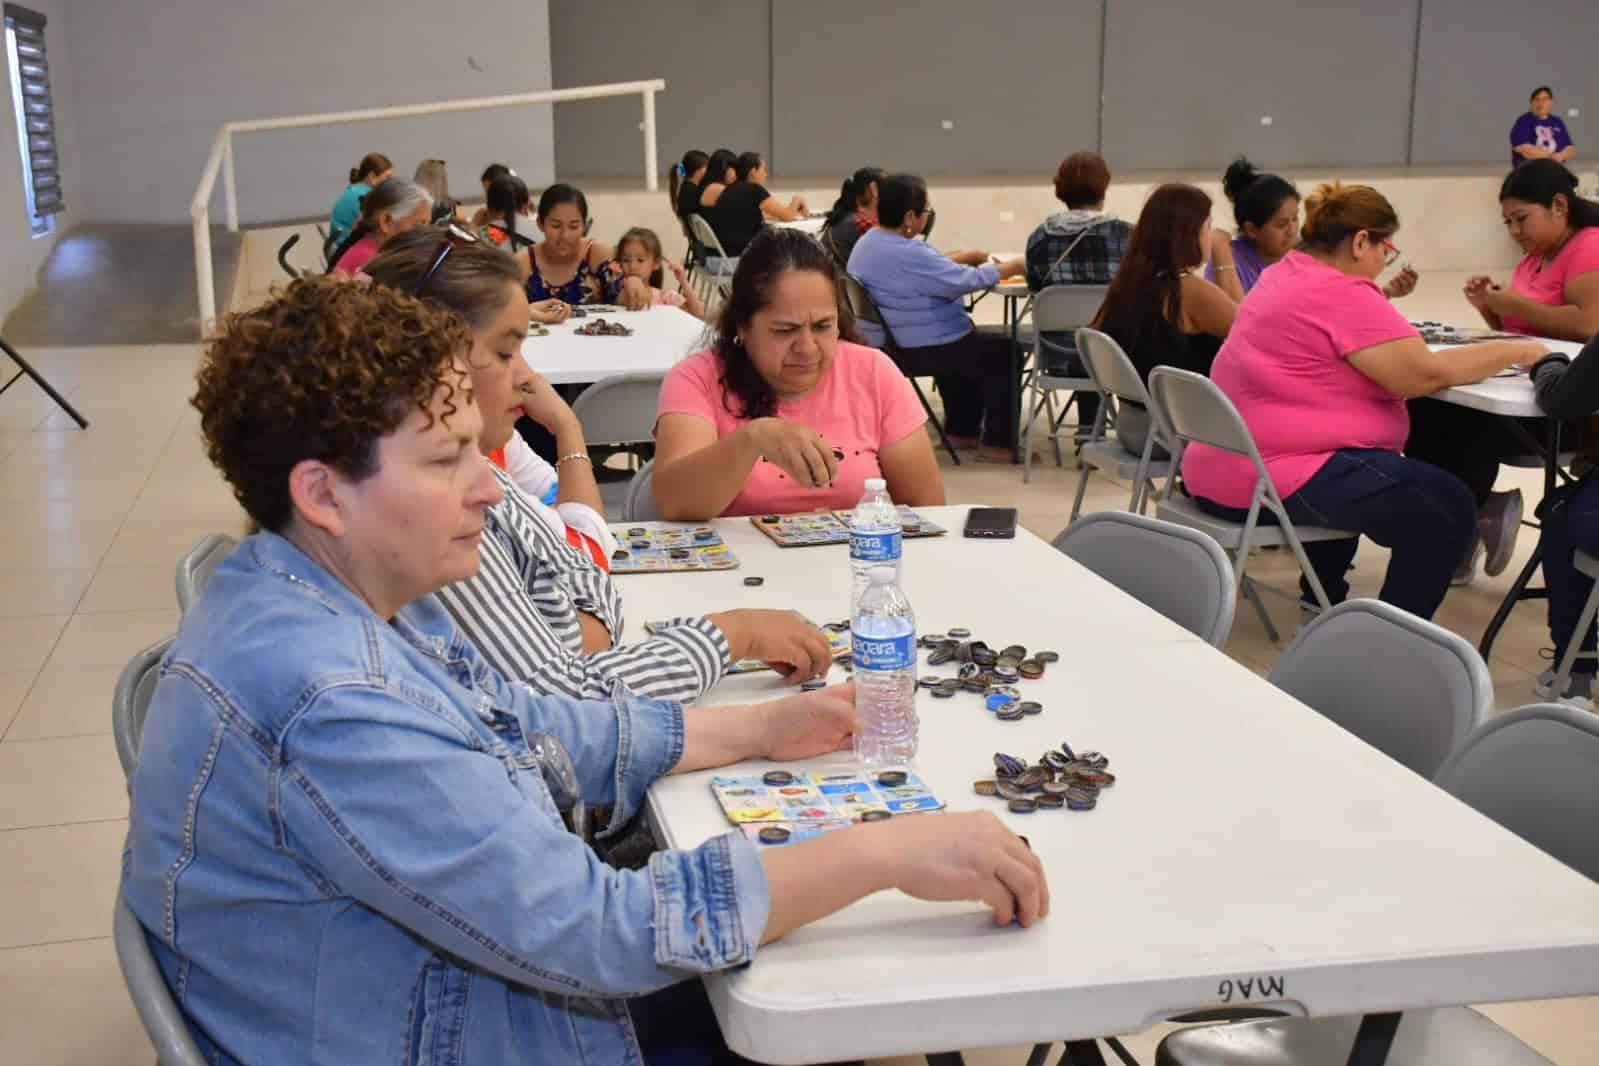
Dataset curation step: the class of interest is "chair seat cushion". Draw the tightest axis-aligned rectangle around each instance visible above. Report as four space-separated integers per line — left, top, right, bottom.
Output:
1156 1008 1551 1066
1079 439 1173 480
1155 495 1357 550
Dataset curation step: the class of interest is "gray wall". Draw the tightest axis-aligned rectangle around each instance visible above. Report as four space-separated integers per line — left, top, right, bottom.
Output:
553 0 1589 178
63 0 555 225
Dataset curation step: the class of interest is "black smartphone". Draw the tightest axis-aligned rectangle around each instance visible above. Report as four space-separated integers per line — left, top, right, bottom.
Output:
963 507 1018 539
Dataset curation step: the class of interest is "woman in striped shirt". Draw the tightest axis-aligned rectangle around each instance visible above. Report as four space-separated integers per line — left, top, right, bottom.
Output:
365 227 833 702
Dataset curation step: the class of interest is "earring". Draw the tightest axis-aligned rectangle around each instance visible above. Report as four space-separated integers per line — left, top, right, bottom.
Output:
734 334 743 347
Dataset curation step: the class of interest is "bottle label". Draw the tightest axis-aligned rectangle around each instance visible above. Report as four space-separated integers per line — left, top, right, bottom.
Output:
849 529 902 563
852 631 915 671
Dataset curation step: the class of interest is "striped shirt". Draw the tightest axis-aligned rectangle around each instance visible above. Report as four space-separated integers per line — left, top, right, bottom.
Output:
437 467 733 702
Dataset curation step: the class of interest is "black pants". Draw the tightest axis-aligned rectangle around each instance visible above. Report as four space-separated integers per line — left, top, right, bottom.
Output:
896 329 1017 447
1404 397 1547 508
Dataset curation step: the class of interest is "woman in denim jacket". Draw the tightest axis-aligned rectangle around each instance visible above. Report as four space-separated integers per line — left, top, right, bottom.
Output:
121 278 1047 1065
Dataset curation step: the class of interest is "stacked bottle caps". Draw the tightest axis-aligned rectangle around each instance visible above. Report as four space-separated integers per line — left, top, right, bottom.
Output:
913 631 1058 718
972 744 1114 813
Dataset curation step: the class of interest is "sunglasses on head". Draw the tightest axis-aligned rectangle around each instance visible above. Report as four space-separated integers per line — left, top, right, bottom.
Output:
415 224 480 296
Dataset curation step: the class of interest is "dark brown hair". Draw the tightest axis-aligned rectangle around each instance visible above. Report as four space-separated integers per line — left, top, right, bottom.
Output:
192 278 469 532
349 152 392 185
1299 181 1399 252
616 226 666 287
365 226 523 330
1094 183 1213 366
712 228 854 420
1500 159 1599 231
1054 152 1111 209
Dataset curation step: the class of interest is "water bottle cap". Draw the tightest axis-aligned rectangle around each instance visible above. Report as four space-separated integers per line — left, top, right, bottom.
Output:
868 565 896 584
864 477 886 491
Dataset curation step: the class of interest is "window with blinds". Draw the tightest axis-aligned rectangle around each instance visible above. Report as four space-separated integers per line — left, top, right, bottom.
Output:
4 4 59 236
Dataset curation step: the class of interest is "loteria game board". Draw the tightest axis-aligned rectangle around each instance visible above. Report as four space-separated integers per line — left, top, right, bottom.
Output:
608 523 739 574
711 769 944 847
749 507 946 548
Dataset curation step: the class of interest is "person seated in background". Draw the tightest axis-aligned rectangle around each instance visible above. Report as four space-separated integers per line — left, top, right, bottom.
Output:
123 276 1045 1065
328 178 432 275
693 147 739 216
849 173 1025 462
1024 150 1133 432
1527 333 1599 707
413 158 461 223
823 166 885 262
670 148 709 221
1094 183 1236 458
1205 157 1300 300
478 173 535 251
327 151 391 245
1411 160 1599 584
708 152 808 257
1182 182 1544 621
1511 86 1576 168
469 162 512 228
654 228 945 519
615 226 706 319
366 229 824 699
515 183 650 311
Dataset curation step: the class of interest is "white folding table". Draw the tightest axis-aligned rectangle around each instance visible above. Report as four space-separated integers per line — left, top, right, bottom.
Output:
768 215 827 236
520 304 708 386
638 505 1599 1064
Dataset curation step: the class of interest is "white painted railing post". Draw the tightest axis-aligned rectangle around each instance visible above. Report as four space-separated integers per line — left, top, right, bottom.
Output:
642 87 658 193
222 132 238 233
193 208 216 335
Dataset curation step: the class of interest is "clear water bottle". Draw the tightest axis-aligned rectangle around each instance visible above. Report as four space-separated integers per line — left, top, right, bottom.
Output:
849 477 902 612
852 565 918 769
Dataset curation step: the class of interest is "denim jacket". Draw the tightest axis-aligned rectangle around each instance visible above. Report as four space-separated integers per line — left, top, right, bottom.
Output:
122 533 771 1065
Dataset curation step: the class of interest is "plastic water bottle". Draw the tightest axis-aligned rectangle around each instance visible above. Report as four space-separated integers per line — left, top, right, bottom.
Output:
849 477 902 611
852 565 918 768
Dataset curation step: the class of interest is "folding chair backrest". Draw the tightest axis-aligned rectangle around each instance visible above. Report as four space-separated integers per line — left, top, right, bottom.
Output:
1271 599 1492 779
1076 328 1150 406
841 273 882 325
688 214 731 260
114 888 207 1066
1435 703 1599 882
176 533 237 615
1052 512 1235 647
113 636 173 780
622 459 663 521
1146 367 1261 457
568 372 669 447
1031 285 1108 335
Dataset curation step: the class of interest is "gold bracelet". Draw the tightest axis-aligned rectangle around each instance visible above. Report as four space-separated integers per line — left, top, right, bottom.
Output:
1215 264 1237 273
557 452 591 466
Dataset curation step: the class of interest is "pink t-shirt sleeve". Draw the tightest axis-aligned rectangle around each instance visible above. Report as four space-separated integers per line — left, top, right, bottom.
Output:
1325 279 1420 357
1567 228 1599 278
866 345 929 444
656 350 726 429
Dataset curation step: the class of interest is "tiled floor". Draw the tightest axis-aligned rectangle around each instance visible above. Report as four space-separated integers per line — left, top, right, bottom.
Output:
1 276 1595 1063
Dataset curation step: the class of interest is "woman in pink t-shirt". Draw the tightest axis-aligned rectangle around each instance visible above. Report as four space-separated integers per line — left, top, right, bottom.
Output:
329 179 433 276
1183 182 1545 620
654 228 945 520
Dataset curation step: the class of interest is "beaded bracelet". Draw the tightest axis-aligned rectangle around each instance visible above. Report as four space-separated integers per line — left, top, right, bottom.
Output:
557 452 592 466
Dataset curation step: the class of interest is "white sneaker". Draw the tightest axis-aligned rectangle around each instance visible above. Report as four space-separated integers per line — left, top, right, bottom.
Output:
1480 489 1524 578
1534 668 1593 709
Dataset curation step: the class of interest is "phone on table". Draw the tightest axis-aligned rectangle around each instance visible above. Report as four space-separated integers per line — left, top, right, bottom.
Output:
963 507 1018 539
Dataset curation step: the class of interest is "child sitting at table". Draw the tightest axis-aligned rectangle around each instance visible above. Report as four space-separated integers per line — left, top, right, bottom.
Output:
614 226 706 319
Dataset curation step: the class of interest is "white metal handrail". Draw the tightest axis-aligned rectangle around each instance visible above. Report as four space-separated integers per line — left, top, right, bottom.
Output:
190 78 665 334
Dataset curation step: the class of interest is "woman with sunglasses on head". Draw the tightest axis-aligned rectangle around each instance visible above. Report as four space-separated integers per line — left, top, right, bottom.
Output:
1184 182 1545 621
122 277 1047 1065
367 225 831 698
513 182 651 312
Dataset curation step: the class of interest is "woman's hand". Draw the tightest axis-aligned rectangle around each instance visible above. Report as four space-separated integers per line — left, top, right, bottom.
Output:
1383 265 1419 300
707 608 835 681
617 275 653 311
995 256 1027 280
518 369 579 432
532 298 571 324
667 260 689 290
745 417 840 488
789 195 808 214
758 682 857 761
873 811 1050 928
947 249 988 266
1463 275 1498 311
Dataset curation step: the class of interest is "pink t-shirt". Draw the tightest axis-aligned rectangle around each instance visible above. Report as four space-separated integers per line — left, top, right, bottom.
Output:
657 340 927 516
1503 226 1599 335
651 287 686 308
1182 251 1418 508
334 235 381 275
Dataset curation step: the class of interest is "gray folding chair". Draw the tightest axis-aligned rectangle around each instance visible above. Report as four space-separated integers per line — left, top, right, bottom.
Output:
842 273 960 465
1158 703 1599 1066
688 214 736 307
1546 549 1599 703
175 533 236 615
1146 367 1358 643
115 887 207 1066
1269 598 1492 778
622 458 663 521
1020 285 1107 483
113 636 173 780
1071 327 1174 519
568 371 667 452
1052 511 1235 647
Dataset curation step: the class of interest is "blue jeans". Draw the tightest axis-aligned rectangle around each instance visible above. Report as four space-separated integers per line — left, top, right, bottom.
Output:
1195 448 1476 620
1540 477 1599 675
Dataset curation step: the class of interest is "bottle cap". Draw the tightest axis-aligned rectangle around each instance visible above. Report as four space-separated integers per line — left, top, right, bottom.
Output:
864 477 886 491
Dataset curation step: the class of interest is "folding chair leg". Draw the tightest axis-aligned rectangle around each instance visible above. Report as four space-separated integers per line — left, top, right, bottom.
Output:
1241 576 1281 644
1023 389 1048 483
913 377 961 466
1552 580 1599 699
0 337 88 429
1046 391 1066 470
1069 461 1094 522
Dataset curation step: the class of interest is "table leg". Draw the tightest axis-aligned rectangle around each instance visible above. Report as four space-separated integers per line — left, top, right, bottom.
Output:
925 1053 967 1066
1344 1012 1402 1066
1055 1040 1108 1066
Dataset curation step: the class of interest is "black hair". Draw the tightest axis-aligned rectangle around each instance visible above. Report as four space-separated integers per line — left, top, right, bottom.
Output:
1221 157 1300 232
1531 86 1554 102
1500 159 1599 231
485 175 532 249
734 152 764 182
670 149 709 215
826 166 885 227
712 229 855 420
616 226 666 288
480 163 512 186
536 182 590 227
876 173 929 230
705 149 738 189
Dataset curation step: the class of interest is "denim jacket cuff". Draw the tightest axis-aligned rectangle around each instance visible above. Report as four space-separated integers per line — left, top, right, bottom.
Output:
649 831 771 973
599 686 684 839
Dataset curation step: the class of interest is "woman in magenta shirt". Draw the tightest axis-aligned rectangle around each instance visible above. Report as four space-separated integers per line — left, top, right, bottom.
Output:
654 229 945 519
1183 182 1544 620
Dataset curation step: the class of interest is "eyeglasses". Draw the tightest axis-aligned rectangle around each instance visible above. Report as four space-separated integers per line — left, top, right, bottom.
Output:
1379 237 1401 267
415 223 479 296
